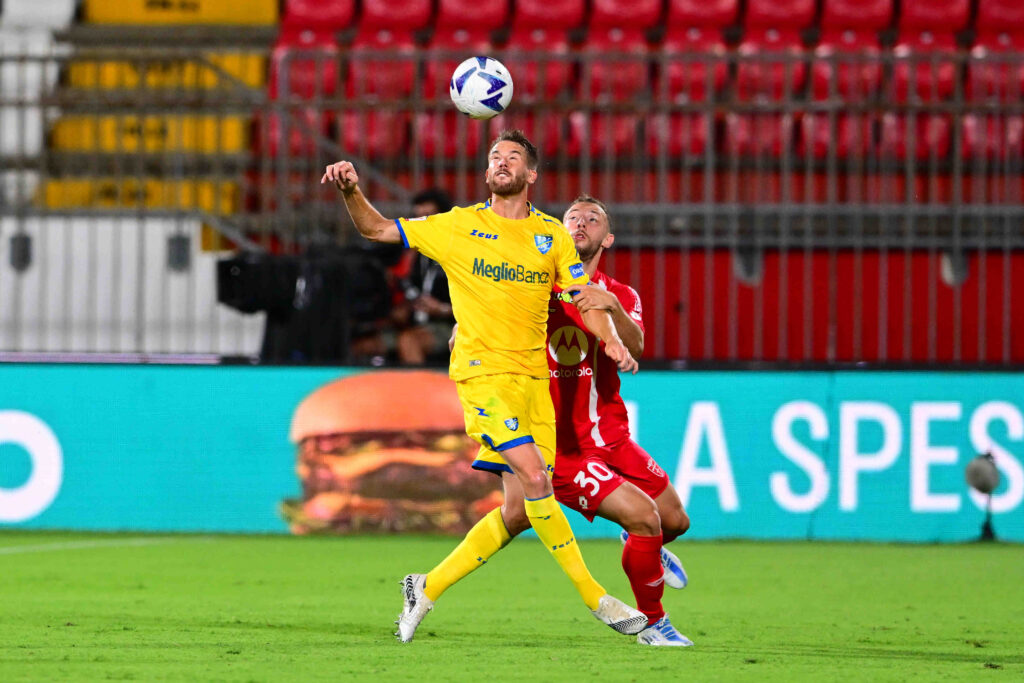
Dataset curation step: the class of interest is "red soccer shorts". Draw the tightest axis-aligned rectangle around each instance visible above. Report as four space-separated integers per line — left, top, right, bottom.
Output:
552 439 671 521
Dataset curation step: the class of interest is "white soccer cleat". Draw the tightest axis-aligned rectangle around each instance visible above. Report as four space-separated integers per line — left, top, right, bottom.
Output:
591 594 649 635
394 573 433 643
636 614 694 647
620 531 688 590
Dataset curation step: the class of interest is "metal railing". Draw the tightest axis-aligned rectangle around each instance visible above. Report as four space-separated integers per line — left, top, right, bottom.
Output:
0 45 1021 363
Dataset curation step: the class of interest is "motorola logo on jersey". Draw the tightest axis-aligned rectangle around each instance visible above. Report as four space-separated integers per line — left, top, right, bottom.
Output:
549 325 589 366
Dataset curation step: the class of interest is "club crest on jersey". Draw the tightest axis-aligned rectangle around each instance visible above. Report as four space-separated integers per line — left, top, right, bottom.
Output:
504 417 519 431
534 234 553 254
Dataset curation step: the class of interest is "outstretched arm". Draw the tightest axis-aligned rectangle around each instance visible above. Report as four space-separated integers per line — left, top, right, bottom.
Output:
572 287 644 358
322 160 402 244
580 308 639 374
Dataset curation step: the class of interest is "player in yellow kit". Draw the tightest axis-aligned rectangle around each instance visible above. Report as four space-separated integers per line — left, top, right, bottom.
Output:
322 130 646 643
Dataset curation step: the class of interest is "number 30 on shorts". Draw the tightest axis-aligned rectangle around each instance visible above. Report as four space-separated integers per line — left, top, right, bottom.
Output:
573 461 614 497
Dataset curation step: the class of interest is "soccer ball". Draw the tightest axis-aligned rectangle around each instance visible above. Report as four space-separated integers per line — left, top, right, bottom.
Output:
449 56 514 120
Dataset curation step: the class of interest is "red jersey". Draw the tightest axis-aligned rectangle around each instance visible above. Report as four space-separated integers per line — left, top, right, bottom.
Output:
547 270 644 453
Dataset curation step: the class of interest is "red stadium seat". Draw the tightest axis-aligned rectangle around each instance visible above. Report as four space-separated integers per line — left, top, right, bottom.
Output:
413 112 485 158
337 111 409 159
503 0 582 101
509 0 582 29
969 0 1024 102
736 0 815 101
582 1 659 102
724 113 795 157
798 114 875 159
254 109 329 157
347 0 431 99
961 115 1024 159
891 0 970 102
281 0 354 31
269 28 339 100
568 113 640 157
879 113 952 161
659 0 737 102
811 0 892 100
645 114 710 157
424 0 509 100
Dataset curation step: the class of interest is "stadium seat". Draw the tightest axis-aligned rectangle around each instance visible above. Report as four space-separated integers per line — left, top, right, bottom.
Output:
337 112 409 159
736 0 815 100
504 0 582 101
811 0 892 100
659 0 737 102
891 0 970 102
0 105 44 157
424 0 509 100
961 115 1024 159
583 0 660 102
413 112 485 158
254 109 329 157
724 113 795 157
0 170 39 207
281 0 355 31
348 0 431 99
568 112 641 157
269 28 339 100
0 28 61 97
0 0 77 29
969 0 1024 102
878 113 952 161
799 114 875 159
645 114 710 157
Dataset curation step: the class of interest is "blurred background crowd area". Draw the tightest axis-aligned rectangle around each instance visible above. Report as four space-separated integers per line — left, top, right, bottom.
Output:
0 0 1022 365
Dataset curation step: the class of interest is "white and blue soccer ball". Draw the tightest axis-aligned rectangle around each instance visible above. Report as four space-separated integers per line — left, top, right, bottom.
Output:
449 56 514 120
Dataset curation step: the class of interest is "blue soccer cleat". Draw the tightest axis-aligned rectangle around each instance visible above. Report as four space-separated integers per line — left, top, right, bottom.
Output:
636 614 694 647
621 531 688 589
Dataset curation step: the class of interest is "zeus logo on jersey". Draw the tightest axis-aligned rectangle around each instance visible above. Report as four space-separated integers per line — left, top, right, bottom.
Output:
472 258 550 284
470 229 498 240
549 325 589 365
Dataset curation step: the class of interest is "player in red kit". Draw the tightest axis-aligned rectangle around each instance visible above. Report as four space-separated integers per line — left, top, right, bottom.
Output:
548 195 692 646
450 195 693 646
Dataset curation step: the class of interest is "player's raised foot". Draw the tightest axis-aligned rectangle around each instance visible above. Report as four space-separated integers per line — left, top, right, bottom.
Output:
636 614 694 647
394 573 433 643
591 594 649 635
620 531 688 590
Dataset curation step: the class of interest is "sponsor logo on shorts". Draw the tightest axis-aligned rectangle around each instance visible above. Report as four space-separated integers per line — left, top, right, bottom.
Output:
474 407 489 417
469 359 481 367
548 325 589 366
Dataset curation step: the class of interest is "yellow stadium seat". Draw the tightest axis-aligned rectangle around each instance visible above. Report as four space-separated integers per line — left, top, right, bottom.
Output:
40 178 238 214
83 0 278 25
51 115 248 153
68 53 266 89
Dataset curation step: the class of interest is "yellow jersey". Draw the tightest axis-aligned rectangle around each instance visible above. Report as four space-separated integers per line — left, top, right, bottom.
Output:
396 201 589 381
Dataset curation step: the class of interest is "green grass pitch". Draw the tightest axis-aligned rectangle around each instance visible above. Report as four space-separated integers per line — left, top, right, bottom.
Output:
0 531 1021 681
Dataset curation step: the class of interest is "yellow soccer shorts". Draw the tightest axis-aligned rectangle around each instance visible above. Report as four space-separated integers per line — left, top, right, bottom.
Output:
455 373 556 477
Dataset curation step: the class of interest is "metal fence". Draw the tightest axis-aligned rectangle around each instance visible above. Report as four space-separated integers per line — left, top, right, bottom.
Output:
0 43 1021 363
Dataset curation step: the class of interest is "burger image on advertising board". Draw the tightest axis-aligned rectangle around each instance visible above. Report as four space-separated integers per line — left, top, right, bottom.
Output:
281 370 502 534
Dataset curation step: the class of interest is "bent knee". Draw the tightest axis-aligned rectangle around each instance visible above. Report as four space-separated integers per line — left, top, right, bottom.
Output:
662 508 690 542
501 504 530 536
621 500 662 537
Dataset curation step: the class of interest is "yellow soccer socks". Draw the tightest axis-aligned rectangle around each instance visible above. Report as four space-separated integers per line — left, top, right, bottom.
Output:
424 506 511 602
524 493 606 610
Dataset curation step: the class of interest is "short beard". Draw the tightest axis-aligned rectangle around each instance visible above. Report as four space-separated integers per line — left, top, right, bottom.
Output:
575 242 599 262
487 172 527 197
